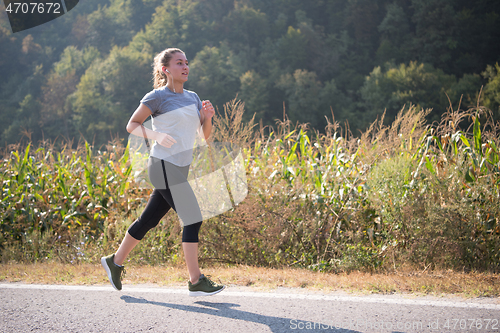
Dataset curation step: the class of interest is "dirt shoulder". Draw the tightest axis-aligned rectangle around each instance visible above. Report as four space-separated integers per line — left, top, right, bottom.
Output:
1 263 499 298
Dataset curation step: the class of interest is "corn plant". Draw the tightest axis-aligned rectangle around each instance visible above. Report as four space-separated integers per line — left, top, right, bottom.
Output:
0 140 140 261
1 101 499 272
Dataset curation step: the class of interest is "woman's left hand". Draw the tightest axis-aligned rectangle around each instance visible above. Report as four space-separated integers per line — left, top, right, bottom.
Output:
201 100 215 120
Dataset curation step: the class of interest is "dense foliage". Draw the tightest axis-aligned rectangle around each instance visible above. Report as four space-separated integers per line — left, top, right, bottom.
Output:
1 0 500 147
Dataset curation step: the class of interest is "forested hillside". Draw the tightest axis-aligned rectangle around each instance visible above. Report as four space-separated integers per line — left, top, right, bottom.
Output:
1 0 500 147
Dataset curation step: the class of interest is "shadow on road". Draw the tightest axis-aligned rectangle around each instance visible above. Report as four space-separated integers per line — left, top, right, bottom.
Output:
121 295 362 332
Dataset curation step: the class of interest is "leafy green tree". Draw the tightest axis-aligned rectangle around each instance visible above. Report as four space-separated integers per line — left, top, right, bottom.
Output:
320 0 350 34
277 26 308 73
222 5 269 49
450 0 500 75
378 1 411 42
0 17 21 81
86 0 158 54
483 63 500 119
360 61 458 126
86 4 131 53
276 69 354 130
68 15 91 49
19 34 44 66
345 0 382 47
238 70 269 123
40 70 78 140
376 2 412 65
277 69 325 129
2 94 42 144
448 73 483 109
0 18 24 143
1 63 45 145
39 46 100 141
70 47 150 146
320 78 355 129
271 12 289 39
128 2 180 55
293 10 344 81
53 46 100 77
187 44 241 110
411 0 458 73
128 0 232 58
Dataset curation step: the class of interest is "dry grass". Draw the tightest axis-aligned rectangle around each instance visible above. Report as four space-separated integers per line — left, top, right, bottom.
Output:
1 263 499 298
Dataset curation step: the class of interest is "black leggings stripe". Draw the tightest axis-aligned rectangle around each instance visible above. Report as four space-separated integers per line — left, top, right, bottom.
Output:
128 158 202 243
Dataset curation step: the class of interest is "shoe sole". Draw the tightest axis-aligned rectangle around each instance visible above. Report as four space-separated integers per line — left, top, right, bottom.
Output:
189 285 225 297
101 257 121 291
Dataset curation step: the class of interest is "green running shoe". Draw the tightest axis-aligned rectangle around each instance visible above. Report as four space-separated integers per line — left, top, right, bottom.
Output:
101 254 125 291
188 274 225 297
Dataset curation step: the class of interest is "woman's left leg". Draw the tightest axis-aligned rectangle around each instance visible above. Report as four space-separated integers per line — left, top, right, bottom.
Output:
163 160 225 295
182 242 201 284
180 210 224 296
182 221 203 284
161 161 203 283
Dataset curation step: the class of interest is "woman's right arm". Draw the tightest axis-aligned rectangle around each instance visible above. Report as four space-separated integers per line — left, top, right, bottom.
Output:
126 104 177 148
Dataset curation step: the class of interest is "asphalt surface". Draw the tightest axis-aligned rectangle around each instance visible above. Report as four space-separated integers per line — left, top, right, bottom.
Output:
1 283 499 333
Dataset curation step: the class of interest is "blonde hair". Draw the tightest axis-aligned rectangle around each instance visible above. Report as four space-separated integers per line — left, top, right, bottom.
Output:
152 48 185 89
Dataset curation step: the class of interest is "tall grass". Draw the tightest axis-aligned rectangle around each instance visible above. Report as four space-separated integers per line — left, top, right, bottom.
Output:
1 99 499 272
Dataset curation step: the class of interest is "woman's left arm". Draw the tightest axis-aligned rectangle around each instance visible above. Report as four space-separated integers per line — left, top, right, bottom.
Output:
200 100 215 140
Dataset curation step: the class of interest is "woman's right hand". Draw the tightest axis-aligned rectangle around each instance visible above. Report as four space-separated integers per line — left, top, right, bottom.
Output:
155 132 177 148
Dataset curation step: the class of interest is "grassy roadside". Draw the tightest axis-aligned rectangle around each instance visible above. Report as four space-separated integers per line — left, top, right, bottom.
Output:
1 263 499 298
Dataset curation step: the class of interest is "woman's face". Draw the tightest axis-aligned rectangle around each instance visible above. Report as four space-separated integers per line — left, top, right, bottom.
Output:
163 52 189 83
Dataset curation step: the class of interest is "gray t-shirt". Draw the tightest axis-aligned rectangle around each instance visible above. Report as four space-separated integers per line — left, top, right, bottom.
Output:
140 86 202 166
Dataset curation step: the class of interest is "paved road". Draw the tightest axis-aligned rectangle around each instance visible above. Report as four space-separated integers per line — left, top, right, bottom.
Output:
1 283 499 333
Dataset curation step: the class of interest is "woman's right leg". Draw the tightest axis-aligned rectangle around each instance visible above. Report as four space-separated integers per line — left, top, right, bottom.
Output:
116 189 172 264
113 232 140 266
101 189 171 290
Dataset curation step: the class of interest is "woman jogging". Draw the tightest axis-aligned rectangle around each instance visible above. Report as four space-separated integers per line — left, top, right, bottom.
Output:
101 47 225 296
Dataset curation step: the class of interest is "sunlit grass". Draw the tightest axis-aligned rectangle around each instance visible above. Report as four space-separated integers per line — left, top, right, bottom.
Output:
1 263 499 297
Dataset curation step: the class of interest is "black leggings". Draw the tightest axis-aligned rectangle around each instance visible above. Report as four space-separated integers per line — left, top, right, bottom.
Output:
128 157 202 243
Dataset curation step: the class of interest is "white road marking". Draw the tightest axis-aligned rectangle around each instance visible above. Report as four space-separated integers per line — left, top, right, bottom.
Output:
1 283 499 310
